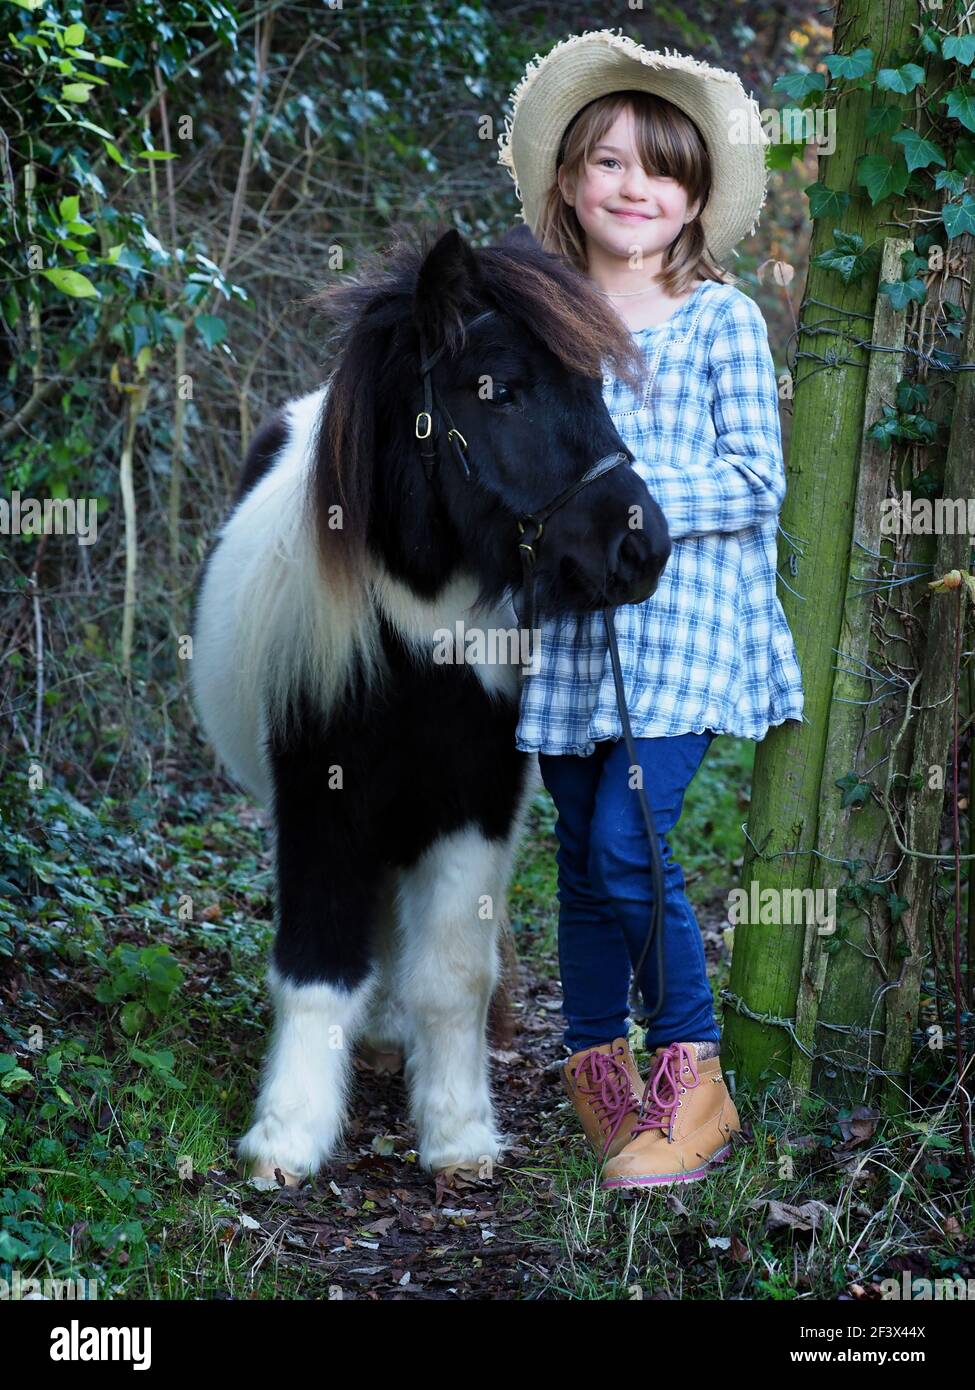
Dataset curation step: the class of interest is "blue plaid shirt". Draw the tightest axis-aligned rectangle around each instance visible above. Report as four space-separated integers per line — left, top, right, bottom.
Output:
515 279 805 756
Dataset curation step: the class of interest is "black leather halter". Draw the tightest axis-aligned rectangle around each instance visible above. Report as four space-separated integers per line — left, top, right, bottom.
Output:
413 309 669 1030
415 310 632 636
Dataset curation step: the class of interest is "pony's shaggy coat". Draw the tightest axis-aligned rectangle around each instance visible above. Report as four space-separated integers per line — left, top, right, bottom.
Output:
190 227 668 1181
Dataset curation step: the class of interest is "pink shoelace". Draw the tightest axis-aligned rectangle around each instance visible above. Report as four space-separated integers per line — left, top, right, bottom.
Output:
631 1042 701 1139
573 1048 639 1157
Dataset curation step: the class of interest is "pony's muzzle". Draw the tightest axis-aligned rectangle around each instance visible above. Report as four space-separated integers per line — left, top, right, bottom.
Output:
608 526 670 606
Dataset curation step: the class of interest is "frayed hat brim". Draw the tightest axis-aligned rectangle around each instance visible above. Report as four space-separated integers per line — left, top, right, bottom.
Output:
496 28 769 262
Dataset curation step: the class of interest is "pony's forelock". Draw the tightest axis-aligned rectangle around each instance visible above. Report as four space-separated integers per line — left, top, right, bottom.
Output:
305 228 646 582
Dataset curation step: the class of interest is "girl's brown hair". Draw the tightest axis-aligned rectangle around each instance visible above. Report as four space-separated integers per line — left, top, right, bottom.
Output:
535 89 736 296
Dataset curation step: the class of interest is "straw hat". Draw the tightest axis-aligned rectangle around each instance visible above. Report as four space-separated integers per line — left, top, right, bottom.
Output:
496 28 770 263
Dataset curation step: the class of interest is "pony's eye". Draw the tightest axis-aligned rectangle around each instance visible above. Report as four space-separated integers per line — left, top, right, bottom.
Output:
489 382 517 405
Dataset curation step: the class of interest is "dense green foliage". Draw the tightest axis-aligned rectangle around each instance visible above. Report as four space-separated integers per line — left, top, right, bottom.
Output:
6 0 969 1301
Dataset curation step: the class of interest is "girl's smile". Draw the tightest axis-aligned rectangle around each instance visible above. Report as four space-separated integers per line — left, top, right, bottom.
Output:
557 106 701 284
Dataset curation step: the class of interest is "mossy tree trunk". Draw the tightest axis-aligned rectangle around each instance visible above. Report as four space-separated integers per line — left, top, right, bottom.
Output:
723 0 972 1107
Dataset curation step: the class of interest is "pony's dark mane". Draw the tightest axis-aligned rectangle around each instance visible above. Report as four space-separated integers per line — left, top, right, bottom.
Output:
305 224 646 589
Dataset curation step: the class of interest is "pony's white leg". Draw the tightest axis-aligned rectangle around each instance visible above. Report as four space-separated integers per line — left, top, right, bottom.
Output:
238 962 376 1184
396 827 510 1176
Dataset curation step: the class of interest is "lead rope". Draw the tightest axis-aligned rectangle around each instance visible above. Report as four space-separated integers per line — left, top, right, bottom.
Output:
602 604 666 1025
417 315 665 1027
516 559 667 1027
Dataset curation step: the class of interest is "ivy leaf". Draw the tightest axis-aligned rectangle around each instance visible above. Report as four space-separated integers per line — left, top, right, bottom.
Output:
866 407 900 448
767 140 807 171
865 105 902 138
891 128 946 172
944 87 975 134
876 63 925 95
896 412 938 442
886 892 909 924
942 34 975 66
772 69 827 102
195 314 227 350
943 194 975 239
857 153 910 205
935 169 967 194
58 194 80 222
63 21 86 45
953 136 975 174
812 229 881 285
824 48 874 81
910 466 940 499
896 379 929 411
900 250 929 278
835 772 872 809
879 277 926 309
805 181 851 219
41 267 99 298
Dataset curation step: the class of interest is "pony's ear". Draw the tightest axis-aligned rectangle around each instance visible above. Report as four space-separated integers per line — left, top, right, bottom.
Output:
413 227 485 347
498 222 538 251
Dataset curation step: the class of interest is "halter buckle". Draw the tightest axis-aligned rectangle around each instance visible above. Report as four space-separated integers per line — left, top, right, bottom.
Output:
415 411 433 440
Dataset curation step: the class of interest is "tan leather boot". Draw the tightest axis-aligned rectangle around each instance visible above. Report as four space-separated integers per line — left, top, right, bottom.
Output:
600 1041 739 1189
562 1036 645 1162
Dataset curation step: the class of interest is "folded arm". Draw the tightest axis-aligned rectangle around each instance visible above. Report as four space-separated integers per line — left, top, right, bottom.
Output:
641 293 787 540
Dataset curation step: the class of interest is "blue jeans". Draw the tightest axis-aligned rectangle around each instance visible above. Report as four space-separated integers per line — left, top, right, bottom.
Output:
538 732 720 1055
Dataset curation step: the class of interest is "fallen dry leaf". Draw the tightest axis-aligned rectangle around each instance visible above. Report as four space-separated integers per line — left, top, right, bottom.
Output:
838 1106 880 1146
761 1199 831 1232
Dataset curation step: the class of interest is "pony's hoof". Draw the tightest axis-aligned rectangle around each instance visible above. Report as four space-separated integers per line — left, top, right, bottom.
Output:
241 1157 305 1188
427 1125 504 1183
434 1158 486 1184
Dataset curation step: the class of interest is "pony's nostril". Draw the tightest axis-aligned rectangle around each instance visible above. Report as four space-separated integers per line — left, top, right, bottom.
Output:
607 528 667 606
611 528 656 582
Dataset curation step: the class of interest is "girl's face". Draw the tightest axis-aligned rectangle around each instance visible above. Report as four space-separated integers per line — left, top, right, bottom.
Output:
557 105 701 275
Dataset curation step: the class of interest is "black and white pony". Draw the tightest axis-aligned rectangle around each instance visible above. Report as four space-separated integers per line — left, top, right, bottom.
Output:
190 227 670 1184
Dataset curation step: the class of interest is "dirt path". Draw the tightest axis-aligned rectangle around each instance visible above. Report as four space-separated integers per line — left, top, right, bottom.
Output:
232 962 570 1299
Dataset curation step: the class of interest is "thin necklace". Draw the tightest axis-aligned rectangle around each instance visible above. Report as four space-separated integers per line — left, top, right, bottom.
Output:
595 283 661 298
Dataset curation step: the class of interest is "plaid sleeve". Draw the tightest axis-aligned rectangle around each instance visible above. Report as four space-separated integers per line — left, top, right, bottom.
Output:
644 293 787 540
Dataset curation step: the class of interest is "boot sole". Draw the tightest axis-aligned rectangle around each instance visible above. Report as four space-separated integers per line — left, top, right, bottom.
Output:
599 1141 732 1189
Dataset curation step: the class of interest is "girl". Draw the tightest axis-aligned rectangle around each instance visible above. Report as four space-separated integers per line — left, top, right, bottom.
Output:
497 30 805 1188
